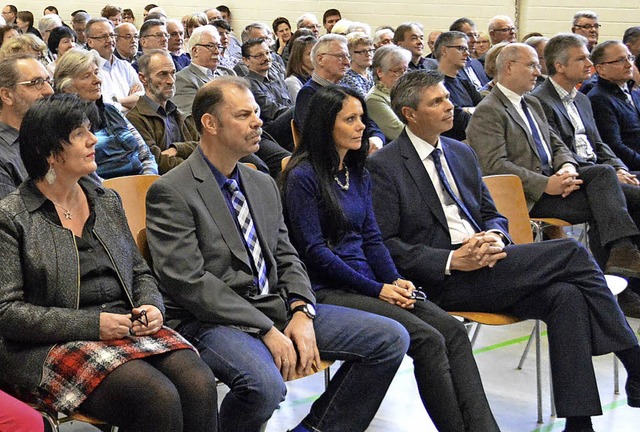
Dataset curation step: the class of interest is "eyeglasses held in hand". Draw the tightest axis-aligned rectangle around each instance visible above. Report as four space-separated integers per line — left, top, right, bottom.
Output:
132 310 148 327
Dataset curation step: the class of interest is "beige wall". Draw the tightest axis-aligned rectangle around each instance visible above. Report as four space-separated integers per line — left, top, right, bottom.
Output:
12 1 638 43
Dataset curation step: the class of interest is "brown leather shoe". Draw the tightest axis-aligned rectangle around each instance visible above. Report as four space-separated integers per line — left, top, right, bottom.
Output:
605 245 640 279
617 289 640 319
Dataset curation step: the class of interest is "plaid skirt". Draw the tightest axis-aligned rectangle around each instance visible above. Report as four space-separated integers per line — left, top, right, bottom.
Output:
23 327 195 414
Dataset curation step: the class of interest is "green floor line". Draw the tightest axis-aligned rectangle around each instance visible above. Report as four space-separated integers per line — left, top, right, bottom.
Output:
473 331 548 355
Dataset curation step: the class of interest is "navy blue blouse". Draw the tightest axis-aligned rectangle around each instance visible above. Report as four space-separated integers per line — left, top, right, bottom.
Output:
284 161 400 297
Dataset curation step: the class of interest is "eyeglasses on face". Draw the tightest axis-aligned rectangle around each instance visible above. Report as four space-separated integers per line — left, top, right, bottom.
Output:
322 52 351 62
493 27 516 33
196 44 224 52
599 55 636 66
88 33 117 41
574 23 601 31
246 50 272 60
510 60 542 71
446 45 469 53
143 32 169 39
16 76 53 90
353 48 375 56
117 34 139 41
388 67 408 76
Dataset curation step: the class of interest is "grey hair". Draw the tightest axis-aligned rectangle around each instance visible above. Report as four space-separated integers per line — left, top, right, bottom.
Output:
310 33 347 68
373 28 394 45
241 22 270 43
371 45 411 82
296 13 318 30
433 31 468 60
85 18 112 37
391 70 445 124
71 11 90 25
488 15 513 32
38 14 62 34
188 25 219 51
347 22 371 37
53 48 100 93
484 41 510 78
543 33 585 76
572 11 598 27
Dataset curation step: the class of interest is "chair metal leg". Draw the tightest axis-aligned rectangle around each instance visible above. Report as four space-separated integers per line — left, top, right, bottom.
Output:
324 365 331 389
470 323 482 346
614 355 620 395
518 326 536 370
535 320 543 424
39 410 60 432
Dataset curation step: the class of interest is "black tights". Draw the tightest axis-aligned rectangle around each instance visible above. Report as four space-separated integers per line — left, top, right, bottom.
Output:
80 349 217 432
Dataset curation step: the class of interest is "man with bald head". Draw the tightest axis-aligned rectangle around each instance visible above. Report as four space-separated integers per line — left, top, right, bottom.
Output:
488 15 517 45
0 54 54 198
114 22 138 62
467 43 640 280
166 19 189 71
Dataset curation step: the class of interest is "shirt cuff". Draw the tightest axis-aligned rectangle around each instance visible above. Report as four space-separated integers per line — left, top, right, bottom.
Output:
369 137 383 150
445 251 454 276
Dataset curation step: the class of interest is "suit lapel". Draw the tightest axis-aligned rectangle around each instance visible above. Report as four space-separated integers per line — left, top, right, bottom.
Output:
189 64 210 84
399 134 449 232
496 89 545 163
441 141 476 219
190 152 252 269
545 82 573 129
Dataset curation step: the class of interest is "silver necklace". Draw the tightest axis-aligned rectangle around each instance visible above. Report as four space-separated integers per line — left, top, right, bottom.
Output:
52 202 73 220
334 166 350 191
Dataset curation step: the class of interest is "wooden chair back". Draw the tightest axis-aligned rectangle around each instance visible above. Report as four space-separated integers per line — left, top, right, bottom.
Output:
482 174 534 245
103 175 160 238
291 119 301 150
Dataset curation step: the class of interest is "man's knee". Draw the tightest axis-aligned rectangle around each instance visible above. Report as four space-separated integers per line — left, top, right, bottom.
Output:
232 368 287 413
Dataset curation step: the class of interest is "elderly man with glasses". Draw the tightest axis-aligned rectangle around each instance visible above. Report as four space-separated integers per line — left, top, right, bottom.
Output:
86 17 143 111
114 22 138 62
572 11 600 52
488 15 517 45
174 25 235 116
294 34 385 151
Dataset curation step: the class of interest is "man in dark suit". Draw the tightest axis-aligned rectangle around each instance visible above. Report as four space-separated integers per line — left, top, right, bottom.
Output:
531 33 640 316
145 76 409 432
466 43 640 278
435 31 483 141
587 41 640 171
367 70 640 432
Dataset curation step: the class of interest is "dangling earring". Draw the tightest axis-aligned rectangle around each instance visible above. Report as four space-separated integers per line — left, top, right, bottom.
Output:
45 165 56 185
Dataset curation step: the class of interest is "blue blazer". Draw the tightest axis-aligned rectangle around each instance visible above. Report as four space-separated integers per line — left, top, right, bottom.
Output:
588 77 640 170
366 130 509 286
531 77 626 170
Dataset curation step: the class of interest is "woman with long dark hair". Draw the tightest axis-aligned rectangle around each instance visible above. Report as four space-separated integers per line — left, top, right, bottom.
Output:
281 85 500 432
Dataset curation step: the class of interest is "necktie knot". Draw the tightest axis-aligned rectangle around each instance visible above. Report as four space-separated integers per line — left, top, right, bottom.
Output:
225 178 239 193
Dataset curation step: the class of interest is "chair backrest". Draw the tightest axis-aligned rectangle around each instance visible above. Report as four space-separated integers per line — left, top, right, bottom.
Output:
482 174 534 245
281 155 291 172
291 119 301 150
136 227 152 267
103 174 160 238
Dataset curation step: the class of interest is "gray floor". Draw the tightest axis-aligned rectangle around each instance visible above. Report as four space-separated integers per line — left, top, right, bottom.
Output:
60 317 640 432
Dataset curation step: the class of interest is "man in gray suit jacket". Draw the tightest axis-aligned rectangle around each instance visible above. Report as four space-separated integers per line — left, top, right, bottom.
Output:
530 33 640 316
467 43 640 279
145 77 408 432
173 25 235 116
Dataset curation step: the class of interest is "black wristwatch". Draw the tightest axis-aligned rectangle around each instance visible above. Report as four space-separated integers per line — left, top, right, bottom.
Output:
291 303 317 320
